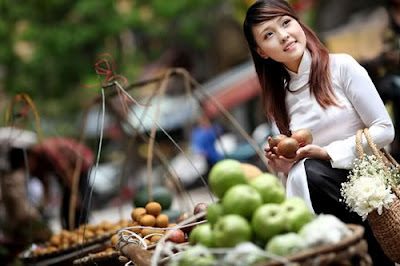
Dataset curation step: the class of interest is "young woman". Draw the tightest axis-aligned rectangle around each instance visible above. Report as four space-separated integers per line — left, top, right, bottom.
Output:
243 0 395 264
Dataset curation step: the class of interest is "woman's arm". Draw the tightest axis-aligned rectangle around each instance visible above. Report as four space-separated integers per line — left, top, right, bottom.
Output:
324 54 394 168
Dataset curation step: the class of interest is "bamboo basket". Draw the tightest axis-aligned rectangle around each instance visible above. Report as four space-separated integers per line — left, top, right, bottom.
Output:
356 128 400 263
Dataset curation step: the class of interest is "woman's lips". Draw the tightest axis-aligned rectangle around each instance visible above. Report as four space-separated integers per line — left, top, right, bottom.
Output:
284 41 296 51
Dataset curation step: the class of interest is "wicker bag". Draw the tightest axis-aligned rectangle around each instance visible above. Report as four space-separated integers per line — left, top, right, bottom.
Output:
356 128 400 263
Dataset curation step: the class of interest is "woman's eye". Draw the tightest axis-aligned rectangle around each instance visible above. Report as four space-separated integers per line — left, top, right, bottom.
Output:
283 19 291 27
264 32 273 39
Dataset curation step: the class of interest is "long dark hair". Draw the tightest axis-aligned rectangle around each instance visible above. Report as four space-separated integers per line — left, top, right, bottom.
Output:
243 0 339 135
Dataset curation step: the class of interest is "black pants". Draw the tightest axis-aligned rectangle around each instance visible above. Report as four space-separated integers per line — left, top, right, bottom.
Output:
305 159 394 266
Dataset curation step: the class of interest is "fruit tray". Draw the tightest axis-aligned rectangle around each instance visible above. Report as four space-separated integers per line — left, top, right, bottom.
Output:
72 249 121 265
19 230 117 265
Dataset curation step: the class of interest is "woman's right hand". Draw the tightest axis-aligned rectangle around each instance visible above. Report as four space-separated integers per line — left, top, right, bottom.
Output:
264 145 296 175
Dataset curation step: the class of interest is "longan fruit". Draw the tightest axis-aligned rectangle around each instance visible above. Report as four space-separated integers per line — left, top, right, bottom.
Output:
155 214 169 228
50 234 61 246
140 214 156 227
101 221 113 231
145 202 162 216
150 235 163 242
131 207 147 221
129 226 141 234
111 234 119 246
144 239 151 246
105 247 115 254
141 228 164 237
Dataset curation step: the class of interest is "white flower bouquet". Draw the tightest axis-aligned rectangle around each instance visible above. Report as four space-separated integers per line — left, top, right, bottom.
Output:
340 154 399 220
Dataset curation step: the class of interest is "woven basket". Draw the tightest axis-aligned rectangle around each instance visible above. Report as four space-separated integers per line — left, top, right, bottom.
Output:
260 224 371 266
356 128 400 263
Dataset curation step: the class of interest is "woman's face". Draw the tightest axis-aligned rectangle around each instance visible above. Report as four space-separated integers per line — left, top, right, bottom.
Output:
252 15 306 73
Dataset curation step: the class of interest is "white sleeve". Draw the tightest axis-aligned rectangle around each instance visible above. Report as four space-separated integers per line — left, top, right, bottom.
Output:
324 54 394 169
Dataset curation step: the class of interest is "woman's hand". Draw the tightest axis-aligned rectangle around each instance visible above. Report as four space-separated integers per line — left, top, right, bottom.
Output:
277 144 331 163
265 144 330 175
264 145 296 175
296 144 330 161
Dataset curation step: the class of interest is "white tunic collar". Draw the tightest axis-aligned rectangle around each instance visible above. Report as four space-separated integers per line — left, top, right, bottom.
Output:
286 49 311 92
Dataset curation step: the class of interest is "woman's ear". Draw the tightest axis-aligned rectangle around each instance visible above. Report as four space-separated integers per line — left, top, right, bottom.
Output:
256 47 269 59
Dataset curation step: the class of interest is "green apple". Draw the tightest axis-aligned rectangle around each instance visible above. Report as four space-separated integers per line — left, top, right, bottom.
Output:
176 245 216 266
283 197 313 232
252 203 286 242
208 159 247 198
213 214 252 247
249 173 285 204
266 232 307 256
188 223 215 247
222 184 263 219
206 202 224 226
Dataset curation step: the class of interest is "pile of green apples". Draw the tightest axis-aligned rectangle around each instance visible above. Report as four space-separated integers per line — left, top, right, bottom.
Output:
189 158 315 257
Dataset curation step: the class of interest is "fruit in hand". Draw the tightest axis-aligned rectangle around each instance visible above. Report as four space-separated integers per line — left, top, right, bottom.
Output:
291 128 313 147
249 173 285 204
276 137 299 158
252 204 286 242
208 159 247 198
222 184 263 219
266 232 307 256
268 134 288 150
214 214 252 247
283 197 313 232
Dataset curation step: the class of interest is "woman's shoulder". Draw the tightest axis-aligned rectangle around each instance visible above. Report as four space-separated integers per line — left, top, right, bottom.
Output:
329 53 362 71
329 53 358 64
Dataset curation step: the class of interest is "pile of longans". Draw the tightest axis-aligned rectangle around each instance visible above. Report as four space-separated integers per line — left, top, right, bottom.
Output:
268 128 313 158
110 201 187 248
32 220 130 256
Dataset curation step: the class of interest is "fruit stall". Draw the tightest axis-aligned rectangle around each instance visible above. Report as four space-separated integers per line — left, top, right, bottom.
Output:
15 66 373 266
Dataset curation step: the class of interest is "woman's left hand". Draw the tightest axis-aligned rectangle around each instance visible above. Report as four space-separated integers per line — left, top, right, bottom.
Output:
279 145 330 162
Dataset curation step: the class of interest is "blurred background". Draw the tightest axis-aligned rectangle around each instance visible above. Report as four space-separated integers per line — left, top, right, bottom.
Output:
0 0 399 264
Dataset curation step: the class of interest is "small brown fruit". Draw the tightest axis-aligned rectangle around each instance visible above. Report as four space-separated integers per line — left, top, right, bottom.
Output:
276 137 299 158
131 207 147 221
155 214 169 228
145 202 162 216
167 229 185 243
140 214 156 227
291 128 313 147
268 134 288 154
111 234 119 246
193 203 208 215
150 235 163 242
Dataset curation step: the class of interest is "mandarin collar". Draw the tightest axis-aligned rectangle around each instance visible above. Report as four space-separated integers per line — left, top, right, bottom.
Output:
286 49 311 92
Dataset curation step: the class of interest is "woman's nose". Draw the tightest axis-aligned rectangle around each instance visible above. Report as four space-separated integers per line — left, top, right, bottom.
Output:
278 30 289 43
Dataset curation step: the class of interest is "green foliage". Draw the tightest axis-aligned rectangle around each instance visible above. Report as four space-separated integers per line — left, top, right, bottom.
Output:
0 0 226 128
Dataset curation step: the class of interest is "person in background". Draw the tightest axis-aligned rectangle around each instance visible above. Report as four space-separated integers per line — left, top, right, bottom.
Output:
243 0 394 264
26 137 94 230
190 113 223 169
0 127 51 245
